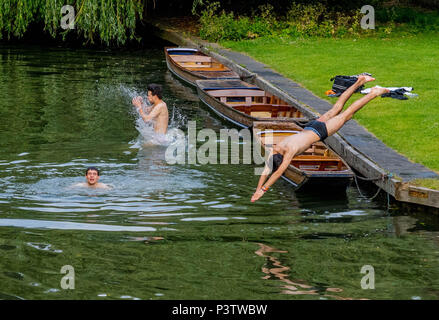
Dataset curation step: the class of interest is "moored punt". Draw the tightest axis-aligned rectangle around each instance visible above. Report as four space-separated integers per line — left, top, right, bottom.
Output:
165 47 239 86
196 79 307 128
253 121 354 190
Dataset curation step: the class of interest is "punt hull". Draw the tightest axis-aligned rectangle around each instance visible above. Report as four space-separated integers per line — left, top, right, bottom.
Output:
196 80 307 128
165 47 239 87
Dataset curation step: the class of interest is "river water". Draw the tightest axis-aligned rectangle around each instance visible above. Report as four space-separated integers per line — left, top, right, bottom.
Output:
0 44 438 300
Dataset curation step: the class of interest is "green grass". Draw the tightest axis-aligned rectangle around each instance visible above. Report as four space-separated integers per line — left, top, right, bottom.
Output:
411 178 439 191
221 33 439 175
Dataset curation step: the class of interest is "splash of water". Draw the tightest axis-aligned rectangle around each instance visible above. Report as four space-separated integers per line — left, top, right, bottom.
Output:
116 85 186 148
133 115 186 148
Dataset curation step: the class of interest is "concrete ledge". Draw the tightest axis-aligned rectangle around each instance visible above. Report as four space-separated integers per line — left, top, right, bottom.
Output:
397 184 439 208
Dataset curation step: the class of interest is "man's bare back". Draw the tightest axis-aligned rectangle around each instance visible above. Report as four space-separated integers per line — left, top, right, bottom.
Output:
150 101 169 134
276 130 318 157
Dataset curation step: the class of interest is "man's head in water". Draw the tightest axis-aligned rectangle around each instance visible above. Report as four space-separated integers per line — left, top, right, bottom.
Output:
85 167 100 186
147 84 163 105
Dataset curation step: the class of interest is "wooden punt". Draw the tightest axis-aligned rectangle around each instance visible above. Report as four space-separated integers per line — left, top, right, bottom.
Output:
196 79 307 128
253 121 354 190
165 47 239 86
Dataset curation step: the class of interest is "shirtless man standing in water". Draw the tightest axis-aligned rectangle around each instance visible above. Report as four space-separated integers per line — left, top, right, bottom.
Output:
132 83 169 135
251 75 390 202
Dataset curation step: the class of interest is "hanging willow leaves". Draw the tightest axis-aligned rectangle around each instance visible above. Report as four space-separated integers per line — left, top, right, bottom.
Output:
0 0 145 46
0 0 40 39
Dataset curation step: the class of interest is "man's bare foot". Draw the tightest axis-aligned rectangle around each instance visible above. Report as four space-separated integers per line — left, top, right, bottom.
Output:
370 86 390 96
358 74 375 84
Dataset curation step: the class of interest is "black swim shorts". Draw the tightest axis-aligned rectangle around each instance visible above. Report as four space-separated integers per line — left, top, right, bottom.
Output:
303 120 328 141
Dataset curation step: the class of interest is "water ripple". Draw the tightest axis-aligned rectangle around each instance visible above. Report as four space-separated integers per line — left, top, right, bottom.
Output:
0 219 157 232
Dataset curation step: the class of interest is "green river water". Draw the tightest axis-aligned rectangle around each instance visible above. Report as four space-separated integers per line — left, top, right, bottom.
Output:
0 44 438 300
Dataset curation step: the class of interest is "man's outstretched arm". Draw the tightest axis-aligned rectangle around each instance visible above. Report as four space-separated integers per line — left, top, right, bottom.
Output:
256 163 272 192
255 150 275 191
251 152 293 202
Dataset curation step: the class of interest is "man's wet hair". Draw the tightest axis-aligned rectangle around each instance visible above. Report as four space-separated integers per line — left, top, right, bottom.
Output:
86 167 100 176
147 83 163 99
268 153 284 173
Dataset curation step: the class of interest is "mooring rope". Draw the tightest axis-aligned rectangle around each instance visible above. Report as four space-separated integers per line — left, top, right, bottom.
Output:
354 174 384 181
353 173 393 210
353 174 382 200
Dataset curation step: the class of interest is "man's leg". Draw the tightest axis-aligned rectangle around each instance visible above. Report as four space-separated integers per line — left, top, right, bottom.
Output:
324 87 390 136
318 75 375 122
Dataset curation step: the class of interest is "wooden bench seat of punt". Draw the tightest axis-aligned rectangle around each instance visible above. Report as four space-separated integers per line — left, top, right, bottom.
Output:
232 105 303 118
207 89 266 105
166 47 199 54
171 55 230 71
205 89 291 106
196 79 259 90
291 155 346 171
170 55 213 63
185 66 230 72
170 55 224 68
189 70 241 77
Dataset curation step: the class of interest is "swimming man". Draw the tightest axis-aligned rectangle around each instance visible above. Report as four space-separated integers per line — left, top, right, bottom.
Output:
73 167 110 189
251 75 390 202
132 83 169 134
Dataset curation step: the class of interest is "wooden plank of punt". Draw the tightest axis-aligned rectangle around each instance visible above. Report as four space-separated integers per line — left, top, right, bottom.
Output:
292 159 344 171
207 89 266 97
185 67 230 71
233 105 303 118
207 89 266 105
170 55 213 63
204 87 289 106
185 66 218 69
294 156 344 162
167 47 198 53
196 79 259 90
191 70 242 76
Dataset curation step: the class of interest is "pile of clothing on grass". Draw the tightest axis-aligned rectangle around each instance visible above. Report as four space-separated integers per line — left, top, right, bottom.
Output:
326 73 418 100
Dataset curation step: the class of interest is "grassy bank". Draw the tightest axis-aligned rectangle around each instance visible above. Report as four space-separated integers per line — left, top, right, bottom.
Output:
222 33 439 175
411 179 439 191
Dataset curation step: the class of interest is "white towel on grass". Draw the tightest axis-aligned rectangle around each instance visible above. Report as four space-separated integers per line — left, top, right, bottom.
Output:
361 86 417 97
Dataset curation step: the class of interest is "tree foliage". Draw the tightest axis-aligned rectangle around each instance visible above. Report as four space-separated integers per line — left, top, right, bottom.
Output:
0 0 437 46
0 0 144 46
